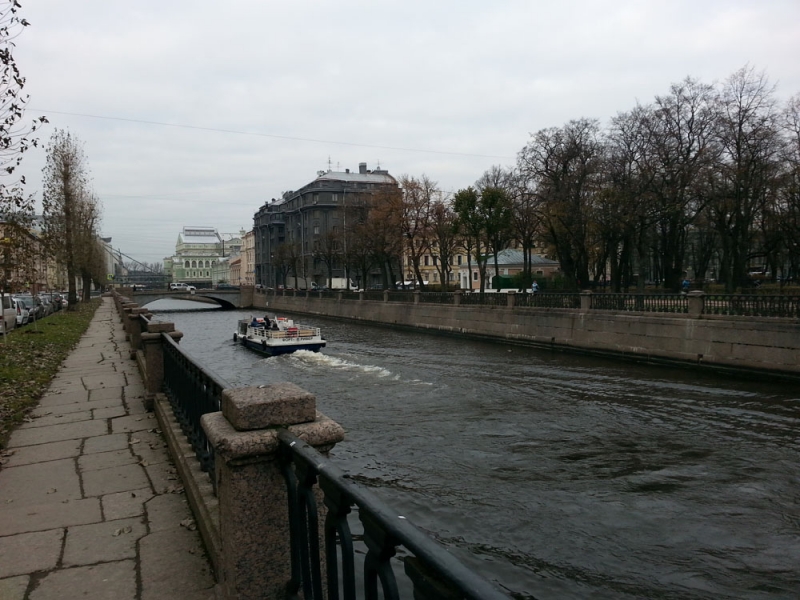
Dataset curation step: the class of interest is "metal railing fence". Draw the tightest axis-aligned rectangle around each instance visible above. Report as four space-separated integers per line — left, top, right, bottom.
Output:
419 292 454 304
591 293 689 313
278 430 509 600
386 291 414 303
516 292 582 309
704 294 800 318
161 333 230 488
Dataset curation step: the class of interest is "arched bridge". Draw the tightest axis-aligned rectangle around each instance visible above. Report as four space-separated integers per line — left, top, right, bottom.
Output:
130 289 248 309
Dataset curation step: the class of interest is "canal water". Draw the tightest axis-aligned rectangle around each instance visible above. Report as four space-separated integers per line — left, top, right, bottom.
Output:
147 299 800 599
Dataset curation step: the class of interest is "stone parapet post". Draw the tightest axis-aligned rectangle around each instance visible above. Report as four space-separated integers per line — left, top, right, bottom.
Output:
507 290 516 308
202 383 345 600
126 309 150 357
580 290 593 311
337 290 343 301
120 302 137 329
140 323 183 411
358 290 364 301
383 290 389 302
454 290 462 306
413 290 420 304
688 290 705 318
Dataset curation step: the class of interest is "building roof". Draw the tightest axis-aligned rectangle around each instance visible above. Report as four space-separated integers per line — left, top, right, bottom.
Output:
179 226 221 245
488 249 560 267
314 170 396 185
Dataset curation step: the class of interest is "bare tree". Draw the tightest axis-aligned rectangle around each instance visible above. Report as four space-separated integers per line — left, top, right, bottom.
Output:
0 0 46 297
507 169 542 286
778 94 800 280
42 129 98 307
429 199 458 289
518 118 604 290
710 65 781 291
643 78 719 291
453 187 484 292
395 175 435 289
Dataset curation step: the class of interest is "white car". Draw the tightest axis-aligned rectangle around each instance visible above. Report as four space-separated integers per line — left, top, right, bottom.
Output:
12 298 30 326
1 295 16 333
169 283 197 291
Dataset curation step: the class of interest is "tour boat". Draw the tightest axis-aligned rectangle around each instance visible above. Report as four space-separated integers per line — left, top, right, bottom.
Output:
233 316 326 356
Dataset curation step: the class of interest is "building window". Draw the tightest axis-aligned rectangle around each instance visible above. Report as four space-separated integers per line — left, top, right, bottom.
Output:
313 226 319 235
331 194 339 203
433 257 438 266
424 256 429 266
473 271 478 281
192 260 197 268
184 261 190 268
457 255 462 265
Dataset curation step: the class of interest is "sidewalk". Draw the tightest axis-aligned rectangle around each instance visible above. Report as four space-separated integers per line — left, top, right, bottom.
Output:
0 298 216 600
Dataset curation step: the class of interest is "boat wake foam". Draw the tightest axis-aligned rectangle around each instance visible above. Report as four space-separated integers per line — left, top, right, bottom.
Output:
288 350 399 380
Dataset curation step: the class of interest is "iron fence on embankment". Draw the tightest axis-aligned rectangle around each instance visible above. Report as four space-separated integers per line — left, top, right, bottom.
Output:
136 309 509 599
276 289 800 319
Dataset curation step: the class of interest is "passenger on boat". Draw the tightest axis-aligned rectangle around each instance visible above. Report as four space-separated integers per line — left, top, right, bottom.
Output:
264 316 271 328
251 317 259 327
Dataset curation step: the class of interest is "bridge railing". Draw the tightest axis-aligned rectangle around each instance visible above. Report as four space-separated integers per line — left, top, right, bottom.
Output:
112 290 510 600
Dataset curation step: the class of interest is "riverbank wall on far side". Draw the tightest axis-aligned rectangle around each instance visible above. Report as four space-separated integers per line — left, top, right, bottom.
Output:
252 293 800 381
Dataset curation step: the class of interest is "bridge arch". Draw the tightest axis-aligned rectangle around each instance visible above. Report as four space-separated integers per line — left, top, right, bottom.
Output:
130 290 243 309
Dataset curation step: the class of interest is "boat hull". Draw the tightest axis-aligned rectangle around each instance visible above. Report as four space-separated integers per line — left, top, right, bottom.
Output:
238 334 326 356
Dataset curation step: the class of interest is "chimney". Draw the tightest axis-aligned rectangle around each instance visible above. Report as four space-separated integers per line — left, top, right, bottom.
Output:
345 168 350 173
359 162 367 174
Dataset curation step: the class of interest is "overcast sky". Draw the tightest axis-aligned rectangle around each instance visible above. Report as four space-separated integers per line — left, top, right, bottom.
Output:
13 0 800 264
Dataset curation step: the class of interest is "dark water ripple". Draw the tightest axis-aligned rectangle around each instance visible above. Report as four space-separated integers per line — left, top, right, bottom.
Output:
149 300 800 599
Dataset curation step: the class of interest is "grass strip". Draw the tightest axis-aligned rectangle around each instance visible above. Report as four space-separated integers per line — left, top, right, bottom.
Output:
0 300 101 450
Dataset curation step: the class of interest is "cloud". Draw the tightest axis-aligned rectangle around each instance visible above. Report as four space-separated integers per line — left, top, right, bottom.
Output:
11 0 800 262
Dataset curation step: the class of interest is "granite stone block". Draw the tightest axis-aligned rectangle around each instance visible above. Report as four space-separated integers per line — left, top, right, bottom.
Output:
221 383 316 430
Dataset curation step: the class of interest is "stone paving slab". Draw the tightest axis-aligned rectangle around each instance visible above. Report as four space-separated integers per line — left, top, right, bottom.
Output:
144 461 181 495
82 463 151 497
93 406 127 419
35 390 90 407
2 439 80 468
0 458 82 505
18 410 93 429
0 529 63 578
30 560 137 600
0 498 101 536
0 575 29 600
63 517 146 567
89 387 125 401
102 488 154 521
30 397 122 418
7 419 108 447
128 429 170 465
145 494 194 533
83 432 129 454
140 528 215 600
82 374 128 390
78 448 138 471
111 413 158 434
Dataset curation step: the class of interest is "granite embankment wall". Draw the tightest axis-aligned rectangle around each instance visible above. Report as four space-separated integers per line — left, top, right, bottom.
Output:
252 293 800 379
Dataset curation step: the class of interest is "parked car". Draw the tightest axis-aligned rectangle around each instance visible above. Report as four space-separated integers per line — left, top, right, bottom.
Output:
169 282 196 291
38 295 54 317
11 297 30 326
1 295 16 333
14 294 43 321
215 283 240 290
